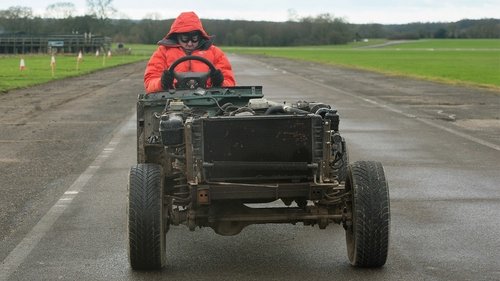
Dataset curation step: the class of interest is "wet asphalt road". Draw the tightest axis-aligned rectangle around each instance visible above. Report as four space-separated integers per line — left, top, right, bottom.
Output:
1 55 499 281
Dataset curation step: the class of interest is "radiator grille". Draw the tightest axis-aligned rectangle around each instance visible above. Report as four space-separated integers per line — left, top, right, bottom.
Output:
196 115 323 182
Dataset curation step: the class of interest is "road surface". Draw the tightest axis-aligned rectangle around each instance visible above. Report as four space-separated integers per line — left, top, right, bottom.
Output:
0 54 499 280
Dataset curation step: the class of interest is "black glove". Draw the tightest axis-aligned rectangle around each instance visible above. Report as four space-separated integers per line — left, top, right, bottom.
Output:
161 70 174 90
210 69 224 87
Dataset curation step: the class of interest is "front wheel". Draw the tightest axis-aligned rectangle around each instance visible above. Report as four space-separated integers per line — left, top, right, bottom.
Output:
128 164 166 270
344 161 390 267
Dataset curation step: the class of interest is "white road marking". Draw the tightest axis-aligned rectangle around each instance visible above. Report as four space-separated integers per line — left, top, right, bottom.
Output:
288 70 500 152
0 114 135 281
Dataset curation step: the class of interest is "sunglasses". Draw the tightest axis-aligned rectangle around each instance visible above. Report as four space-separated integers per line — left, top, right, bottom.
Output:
178 32 200 43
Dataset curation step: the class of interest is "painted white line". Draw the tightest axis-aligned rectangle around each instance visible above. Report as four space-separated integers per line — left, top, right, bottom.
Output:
288 70 500 152
0 113 135 281
64 191 79 195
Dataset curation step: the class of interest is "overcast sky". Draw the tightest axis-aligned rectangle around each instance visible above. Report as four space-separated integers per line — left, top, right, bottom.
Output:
2 0 499 24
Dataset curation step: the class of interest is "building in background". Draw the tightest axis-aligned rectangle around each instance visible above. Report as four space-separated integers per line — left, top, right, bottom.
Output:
0 33 111 54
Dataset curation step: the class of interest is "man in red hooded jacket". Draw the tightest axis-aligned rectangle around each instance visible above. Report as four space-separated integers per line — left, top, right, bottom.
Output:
144 11 236 93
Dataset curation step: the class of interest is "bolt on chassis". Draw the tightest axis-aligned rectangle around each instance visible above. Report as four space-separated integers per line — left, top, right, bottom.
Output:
128 56 390 270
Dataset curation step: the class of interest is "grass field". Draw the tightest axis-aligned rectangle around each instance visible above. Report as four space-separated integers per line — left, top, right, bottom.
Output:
0 44 157 92
1 40 499 92
225 39 500 89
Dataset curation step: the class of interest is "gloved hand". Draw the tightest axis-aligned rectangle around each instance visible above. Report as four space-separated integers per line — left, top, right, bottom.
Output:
210 69 224 87
161 70 174 90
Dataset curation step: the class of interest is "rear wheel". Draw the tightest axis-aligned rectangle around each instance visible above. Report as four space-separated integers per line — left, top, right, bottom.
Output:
128 164 166 270
344 161 390 267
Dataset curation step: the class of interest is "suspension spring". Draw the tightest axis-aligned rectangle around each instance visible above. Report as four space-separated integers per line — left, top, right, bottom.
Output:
171 173 190 206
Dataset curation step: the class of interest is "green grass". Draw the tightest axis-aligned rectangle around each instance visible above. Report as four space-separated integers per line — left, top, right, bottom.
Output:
2 40 499 92
379 39 500 49
125 43 158 56
224 39 500 89
0 43 157 93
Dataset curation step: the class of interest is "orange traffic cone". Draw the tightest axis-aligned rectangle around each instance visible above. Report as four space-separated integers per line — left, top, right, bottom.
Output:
19 58 26 71
50 55 56 77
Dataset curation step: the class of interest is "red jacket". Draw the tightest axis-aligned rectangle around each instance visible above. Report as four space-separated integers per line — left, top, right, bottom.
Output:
144 12 235 93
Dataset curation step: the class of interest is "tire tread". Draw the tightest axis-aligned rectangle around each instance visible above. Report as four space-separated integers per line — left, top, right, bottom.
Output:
128 164 165 270
348 161 390 267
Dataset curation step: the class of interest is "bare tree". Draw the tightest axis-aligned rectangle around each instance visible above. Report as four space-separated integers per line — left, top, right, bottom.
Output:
86 0 117 19
45 2 76 19
0 6 33 19
0 6 34 34
287 9 299 22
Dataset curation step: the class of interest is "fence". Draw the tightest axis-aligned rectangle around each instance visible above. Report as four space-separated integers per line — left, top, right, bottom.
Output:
0 34 112 54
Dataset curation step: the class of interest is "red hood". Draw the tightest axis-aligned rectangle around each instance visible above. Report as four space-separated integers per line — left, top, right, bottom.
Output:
165 11 210 40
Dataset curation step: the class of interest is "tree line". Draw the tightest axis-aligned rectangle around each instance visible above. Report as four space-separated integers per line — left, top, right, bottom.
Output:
1 5 499 46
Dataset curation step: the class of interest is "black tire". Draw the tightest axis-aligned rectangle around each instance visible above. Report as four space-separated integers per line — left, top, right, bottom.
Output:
345 161 390 267
128 164 166 270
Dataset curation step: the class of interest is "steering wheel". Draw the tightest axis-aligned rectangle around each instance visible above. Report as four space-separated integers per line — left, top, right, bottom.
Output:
166 55 217 89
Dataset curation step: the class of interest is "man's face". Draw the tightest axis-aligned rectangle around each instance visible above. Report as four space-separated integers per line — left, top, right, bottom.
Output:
178 32 200 52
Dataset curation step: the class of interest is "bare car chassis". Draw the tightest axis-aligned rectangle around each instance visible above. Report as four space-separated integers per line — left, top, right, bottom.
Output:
127 56 390 270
